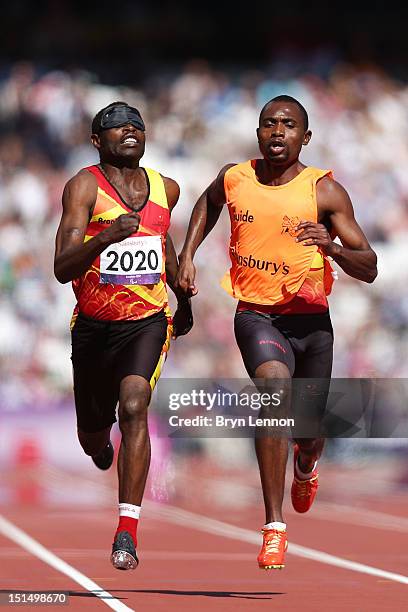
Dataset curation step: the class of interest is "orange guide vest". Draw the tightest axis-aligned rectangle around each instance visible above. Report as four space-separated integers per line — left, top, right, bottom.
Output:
221 161 335 313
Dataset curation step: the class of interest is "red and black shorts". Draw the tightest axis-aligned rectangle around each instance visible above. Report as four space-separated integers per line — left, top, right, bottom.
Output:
71 310 171 433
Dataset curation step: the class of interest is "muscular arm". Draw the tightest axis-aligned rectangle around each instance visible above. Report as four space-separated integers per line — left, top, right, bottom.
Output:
179 164 235 261
54 171 140 283
297 177 377 283
177 164 234 293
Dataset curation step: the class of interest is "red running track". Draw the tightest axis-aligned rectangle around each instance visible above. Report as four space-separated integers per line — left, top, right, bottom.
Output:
0 461 407 612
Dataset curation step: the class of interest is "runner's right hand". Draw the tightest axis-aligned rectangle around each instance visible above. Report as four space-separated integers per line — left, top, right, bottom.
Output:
101 212 140 244
176 257 197 296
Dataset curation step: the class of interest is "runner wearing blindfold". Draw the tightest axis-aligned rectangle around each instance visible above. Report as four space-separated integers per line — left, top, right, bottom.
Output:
54 101 192 570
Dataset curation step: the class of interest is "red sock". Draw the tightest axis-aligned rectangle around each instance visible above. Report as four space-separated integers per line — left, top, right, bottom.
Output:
115 516 138 545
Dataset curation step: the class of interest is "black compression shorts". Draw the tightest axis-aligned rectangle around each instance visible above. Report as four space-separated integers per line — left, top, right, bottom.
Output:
234 310 334 436
71 310 170 433
234 309 333 379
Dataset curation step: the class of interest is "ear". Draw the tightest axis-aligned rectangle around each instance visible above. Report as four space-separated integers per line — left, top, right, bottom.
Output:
256 127 260 141
91 134 101 150
303 130 312 146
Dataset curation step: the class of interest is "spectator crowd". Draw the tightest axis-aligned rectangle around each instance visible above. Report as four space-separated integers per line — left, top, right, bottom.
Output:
1 59 408 412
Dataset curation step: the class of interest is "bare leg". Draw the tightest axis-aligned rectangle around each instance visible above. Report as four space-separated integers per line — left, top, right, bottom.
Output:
77 426 111 456
117 375 151 505
293 437 325 472
254 360 291 524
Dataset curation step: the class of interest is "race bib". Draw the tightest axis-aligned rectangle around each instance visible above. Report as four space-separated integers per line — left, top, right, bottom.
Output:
100 235 162 285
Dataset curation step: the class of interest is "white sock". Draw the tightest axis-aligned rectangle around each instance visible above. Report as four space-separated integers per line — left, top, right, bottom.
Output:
264 521 286 531
118 503 141 519
295 458 317 481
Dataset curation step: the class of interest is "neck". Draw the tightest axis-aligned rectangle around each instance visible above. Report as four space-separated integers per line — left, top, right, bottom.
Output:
256 159 305 186
100 161 141 181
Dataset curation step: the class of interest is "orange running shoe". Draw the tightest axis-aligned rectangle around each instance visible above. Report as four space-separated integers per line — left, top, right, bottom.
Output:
257 528 288 570
291 443 319 513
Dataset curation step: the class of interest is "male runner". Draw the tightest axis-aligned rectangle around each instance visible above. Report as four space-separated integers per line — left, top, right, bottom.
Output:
54 102 192 570
176 95 377 569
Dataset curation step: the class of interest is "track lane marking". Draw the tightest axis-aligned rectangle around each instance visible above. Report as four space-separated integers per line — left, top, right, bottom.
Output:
198 475 408 533
35 466 408 585
301 501 408 533
145 501 408 586
0 515 134 612
41 466 408 534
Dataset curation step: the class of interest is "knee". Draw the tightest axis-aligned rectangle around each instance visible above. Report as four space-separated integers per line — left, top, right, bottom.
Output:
118 393 149 427
255 360 291 381
254 362 291 408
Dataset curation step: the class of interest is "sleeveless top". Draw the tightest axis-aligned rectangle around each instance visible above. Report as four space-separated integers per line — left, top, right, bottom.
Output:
221 161 335 313
71 165 171 324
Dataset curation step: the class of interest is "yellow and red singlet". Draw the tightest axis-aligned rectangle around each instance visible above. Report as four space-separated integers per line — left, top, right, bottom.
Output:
221 160 336 314
71 165 171 324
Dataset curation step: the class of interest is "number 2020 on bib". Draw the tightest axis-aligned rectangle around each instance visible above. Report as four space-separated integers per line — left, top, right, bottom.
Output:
99 235 162 286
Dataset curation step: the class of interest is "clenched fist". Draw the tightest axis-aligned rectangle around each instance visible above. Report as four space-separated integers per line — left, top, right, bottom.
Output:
102 212 140 245
172 298 194 339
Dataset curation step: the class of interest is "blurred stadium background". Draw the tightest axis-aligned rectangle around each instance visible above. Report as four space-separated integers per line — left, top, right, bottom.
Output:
1 2 408 512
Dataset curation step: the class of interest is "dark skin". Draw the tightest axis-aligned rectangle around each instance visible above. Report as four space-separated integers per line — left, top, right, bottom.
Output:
55 122 192 334
177 100 377 523
55 118 192 507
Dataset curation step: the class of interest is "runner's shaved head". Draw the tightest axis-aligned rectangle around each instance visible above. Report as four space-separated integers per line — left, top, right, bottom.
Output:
260 95 309 131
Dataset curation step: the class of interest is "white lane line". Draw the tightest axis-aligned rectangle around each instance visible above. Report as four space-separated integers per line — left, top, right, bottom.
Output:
38 465 408 584
200 475 408 533
42 465 408 533
304 501 408 533
0 515 134 612
0 547 254 561
145 501 408 586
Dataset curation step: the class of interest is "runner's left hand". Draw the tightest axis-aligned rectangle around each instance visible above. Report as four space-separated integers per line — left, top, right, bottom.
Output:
295 221 339 257
172 299 193 339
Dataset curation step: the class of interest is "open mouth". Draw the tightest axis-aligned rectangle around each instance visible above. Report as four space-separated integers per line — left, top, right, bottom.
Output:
269 141 286 154
121 136 139 146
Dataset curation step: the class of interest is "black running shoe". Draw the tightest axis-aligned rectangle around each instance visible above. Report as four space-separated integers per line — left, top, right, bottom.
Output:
92 441 114 470
110 530 139 570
